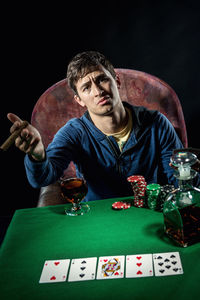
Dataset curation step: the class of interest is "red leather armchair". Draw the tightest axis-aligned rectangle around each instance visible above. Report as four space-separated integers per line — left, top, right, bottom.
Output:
31 69 188 207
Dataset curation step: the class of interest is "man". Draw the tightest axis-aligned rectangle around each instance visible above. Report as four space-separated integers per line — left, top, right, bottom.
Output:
8 51 185 202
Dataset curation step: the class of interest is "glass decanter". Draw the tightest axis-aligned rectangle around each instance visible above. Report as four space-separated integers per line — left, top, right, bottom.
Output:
163 151 200 247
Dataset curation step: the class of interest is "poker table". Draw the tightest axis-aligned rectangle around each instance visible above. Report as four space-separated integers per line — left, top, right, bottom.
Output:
0 196 199 300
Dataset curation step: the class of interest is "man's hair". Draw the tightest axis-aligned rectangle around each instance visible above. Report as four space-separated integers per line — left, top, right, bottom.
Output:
67 51 116 94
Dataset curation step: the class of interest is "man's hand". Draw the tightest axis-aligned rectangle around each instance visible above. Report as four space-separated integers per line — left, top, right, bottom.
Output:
7 113 46 161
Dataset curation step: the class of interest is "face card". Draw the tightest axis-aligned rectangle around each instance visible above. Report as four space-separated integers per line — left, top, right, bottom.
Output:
96 255 125 280
68 257 97 282
153 252 183 276
126 254 154 278
39 259 70 283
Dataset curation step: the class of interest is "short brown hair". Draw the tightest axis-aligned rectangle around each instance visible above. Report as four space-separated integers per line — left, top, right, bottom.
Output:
67 51 116 94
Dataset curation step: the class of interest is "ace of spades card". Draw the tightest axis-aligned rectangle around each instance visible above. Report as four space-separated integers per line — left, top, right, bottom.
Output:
68 257 97 282
96 256 125 280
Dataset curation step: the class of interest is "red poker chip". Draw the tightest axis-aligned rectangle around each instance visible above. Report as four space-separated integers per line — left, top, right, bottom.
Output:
133 198 144 207
112 201 124 210
131 184 146 189
130 180 146 185
131 188 145 193
127 176 145 183
128 175 145 179
131 177 145 180
123 202 131 209
134 203 144 208
134 190 146 195
138 191 146 196
112 201 131 210
133 182 147 186
132 187 146 191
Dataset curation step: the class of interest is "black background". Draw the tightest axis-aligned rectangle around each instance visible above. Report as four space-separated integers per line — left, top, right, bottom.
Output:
1 1 200 220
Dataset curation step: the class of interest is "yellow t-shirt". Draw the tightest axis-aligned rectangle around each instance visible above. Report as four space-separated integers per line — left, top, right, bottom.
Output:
105 108 133 152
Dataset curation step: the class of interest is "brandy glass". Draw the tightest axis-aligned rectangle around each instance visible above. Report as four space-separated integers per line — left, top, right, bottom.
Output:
60 177 89 216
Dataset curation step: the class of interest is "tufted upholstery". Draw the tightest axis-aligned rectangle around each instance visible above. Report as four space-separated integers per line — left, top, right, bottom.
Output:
31 69 188 206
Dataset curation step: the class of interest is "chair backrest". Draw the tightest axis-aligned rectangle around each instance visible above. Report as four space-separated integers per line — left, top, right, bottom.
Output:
31 68 188 177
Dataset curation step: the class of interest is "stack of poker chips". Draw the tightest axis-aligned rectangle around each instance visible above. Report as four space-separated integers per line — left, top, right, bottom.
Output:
157 184 176 211
146 183 161 210
127 175 147 208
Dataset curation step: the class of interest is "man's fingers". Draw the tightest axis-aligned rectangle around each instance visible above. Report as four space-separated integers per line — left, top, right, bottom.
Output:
20 128 30 139
25 139 40 155
7 113 26 134
15 131 33 148
7 113 23 124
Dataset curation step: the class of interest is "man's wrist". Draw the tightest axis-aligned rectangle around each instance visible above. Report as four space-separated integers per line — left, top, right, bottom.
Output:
29 151 46 162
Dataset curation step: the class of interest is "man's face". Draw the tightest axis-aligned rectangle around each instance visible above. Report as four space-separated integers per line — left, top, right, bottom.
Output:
74 65 121 117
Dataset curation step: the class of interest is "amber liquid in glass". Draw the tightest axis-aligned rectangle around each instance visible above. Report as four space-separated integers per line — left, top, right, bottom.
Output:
164 205 200 247
61 178 88 204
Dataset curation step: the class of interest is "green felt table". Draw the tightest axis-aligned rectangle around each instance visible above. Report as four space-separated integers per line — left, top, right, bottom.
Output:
0 196 200 300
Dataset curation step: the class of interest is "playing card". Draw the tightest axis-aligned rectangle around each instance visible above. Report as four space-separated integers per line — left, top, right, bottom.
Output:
39 259 70 283
68 257 97 282
153 252 183 276
126 254 154 278
96 255 125 280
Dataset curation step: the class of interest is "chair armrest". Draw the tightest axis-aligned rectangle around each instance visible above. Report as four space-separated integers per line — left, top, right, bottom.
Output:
37 181 66 207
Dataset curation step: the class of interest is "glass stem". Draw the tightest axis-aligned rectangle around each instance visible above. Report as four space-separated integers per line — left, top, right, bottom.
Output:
72 202 81 211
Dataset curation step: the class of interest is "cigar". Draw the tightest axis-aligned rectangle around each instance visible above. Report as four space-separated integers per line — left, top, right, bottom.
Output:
0 121 29 151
